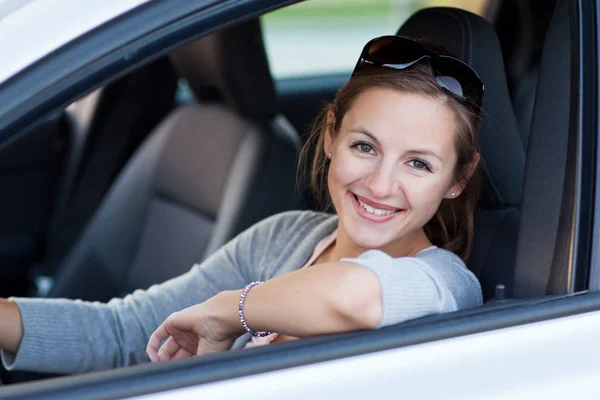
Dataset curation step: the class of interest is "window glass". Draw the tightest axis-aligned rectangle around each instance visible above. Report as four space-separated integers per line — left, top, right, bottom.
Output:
262 0 488 79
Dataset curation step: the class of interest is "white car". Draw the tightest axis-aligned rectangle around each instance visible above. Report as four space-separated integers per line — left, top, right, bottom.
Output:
0 0 599 398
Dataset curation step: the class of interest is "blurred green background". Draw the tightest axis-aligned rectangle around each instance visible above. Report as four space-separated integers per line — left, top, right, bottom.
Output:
263 0 486 24
261 0 488 78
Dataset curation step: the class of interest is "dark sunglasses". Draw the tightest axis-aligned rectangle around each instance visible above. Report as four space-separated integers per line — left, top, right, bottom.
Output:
352 35 484 108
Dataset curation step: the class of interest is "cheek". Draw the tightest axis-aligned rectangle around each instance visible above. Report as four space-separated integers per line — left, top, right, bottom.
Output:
329 152 367 188
405 178 451 210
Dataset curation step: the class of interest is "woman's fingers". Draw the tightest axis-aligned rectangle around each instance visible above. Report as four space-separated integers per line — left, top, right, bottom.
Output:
146 323 170 362
166 328 199 355
147 314 201 362
157 336 183 362
171 346 195 360
147 304 233 363
147 333 195 362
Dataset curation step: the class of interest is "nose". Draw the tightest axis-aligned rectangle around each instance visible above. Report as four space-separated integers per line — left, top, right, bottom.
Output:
364 162 398 199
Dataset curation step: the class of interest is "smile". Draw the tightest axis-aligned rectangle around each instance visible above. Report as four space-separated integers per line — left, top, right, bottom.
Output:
351 193 403 222
356 197 396 215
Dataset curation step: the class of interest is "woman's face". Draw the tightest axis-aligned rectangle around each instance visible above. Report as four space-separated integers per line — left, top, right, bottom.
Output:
325 87 464 252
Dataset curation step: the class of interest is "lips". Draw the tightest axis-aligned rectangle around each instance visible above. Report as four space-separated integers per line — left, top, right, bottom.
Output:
350 192 404 223
354 194 400 212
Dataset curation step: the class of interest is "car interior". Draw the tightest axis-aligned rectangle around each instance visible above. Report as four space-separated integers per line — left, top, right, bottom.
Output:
0 0 587 386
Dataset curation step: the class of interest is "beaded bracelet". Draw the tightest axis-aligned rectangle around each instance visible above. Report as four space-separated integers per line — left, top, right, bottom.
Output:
238 281 273 337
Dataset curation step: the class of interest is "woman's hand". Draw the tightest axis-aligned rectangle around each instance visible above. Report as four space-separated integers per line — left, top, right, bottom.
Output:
146 291 244 362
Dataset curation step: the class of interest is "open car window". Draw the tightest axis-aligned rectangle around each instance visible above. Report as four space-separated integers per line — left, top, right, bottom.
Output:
262 0 489 78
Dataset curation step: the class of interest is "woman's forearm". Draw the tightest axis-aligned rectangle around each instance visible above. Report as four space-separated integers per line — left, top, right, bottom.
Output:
0 299 23 354
209 262 383 339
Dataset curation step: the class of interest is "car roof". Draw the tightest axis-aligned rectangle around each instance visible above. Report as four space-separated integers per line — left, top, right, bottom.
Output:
0 0 36 18
0 0 152 85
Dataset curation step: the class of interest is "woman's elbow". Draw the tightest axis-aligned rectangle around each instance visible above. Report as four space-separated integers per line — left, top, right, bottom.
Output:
333 267 383 330
335 291 382 330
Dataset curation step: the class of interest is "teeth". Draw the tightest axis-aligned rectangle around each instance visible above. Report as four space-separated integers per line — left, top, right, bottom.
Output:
357 197 396 215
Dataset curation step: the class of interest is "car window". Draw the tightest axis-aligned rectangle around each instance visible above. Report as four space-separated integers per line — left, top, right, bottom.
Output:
261 0 490 79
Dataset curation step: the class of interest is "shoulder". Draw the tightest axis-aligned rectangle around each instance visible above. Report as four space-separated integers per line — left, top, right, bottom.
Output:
258 210 336 230
346 247 482 310
233 210 338 277
245 210 337 242
414 247 483 307
341 247 481 327
414 247 466 269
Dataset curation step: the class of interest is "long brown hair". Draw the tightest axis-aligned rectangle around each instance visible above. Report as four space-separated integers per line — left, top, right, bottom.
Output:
298 46 482 262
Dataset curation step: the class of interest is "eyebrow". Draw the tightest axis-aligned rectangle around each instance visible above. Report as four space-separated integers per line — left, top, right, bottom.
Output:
349 126 444 163
349 126 380 145
407 150 444 163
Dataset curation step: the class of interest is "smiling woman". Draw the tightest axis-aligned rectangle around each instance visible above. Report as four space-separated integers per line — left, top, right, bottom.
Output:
146 36 484 361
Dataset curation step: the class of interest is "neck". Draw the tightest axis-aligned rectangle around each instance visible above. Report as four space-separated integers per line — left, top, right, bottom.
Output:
328 225 433 262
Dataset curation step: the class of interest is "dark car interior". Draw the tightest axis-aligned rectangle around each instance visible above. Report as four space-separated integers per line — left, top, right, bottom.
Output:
1 0 588 386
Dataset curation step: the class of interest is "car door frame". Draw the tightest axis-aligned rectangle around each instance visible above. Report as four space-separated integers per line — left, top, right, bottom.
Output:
586 0 600 292
0 0 301 147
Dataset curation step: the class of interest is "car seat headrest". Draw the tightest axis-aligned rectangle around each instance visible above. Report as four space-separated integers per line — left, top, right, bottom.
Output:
398 8 524 207
169 19 278 122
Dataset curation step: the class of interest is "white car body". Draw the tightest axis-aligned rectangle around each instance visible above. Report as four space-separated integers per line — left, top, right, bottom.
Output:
133 310 600 400
0 0 150 84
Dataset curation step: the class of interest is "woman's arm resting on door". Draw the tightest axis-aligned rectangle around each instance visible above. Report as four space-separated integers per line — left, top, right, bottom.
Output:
147 261 383 362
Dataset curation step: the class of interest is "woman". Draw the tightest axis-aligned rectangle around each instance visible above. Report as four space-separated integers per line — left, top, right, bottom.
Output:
147 35 484 361
0 36 483 374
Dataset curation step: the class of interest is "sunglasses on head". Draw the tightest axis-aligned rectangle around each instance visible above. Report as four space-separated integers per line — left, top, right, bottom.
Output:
352 35 484 108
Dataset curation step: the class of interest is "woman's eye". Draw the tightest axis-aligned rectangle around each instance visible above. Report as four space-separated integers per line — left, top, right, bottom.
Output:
359 144 373 153
408 159 432 172
352 142 375 154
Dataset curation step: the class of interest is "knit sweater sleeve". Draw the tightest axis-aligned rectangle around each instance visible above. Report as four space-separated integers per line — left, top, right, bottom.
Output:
341 248 483 328
1 211 314 374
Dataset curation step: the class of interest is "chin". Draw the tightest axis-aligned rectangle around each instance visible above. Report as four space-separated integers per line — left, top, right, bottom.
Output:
353 238 387 251
345 222 393 250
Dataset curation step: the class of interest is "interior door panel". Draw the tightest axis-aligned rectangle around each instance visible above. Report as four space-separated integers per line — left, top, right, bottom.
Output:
0 113 70 297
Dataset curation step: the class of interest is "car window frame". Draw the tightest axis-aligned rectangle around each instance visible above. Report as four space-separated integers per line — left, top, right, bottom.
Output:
0 0 301 149
0 0 599 398
545 0 598 294
585 0 600 292
571 0 598 293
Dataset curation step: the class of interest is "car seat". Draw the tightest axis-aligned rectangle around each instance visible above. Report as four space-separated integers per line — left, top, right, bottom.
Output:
45 19 302 301
397 8 525 300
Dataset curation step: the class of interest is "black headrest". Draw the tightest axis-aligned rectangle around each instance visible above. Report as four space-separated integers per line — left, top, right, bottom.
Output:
398 8 524 207
169 19 278 122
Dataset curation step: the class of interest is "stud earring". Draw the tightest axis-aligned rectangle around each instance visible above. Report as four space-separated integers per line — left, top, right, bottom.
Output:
328 152 332 158
451 192 456 197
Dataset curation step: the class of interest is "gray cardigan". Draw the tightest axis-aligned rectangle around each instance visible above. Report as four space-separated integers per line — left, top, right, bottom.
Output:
1 211 482 374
